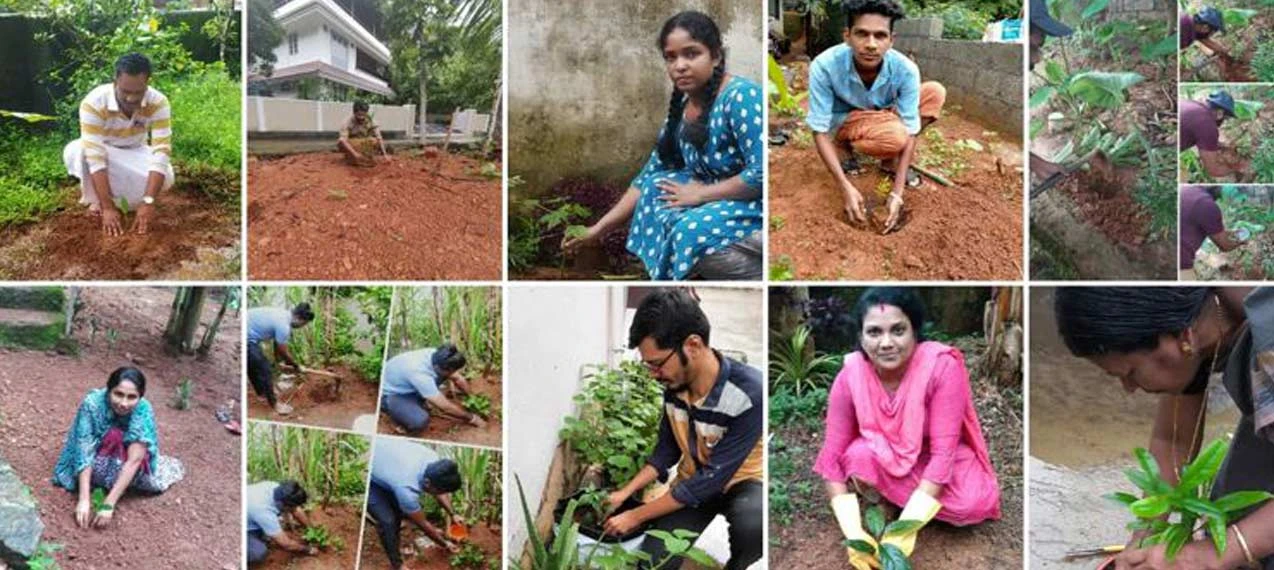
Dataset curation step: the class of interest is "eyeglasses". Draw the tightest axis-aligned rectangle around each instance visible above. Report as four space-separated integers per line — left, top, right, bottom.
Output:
640 349 678 372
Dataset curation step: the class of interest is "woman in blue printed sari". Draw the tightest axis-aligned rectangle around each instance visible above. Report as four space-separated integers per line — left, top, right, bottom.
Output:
53 367 184 529
564 10 764 281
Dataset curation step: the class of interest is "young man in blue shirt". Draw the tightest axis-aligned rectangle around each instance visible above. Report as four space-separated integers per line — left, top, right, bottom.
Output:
246 303 315 416
380 343 488 435
807 0 947 233
367 437 464 569
246 480 316 565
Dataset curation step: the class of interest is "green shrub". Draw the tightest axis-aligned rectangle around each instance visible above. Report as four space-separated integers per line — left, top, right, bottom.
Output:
157 67 241 173
0 176 62 226
911 3 991 40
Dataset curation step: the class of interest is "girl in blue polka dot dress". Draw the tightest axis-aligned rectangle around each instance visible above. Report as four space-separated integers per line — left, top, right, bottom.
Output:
563 11 764 280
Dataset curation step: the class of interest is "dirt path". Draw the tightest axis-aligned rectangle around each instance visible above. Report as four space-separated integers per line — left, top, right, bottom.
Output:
769 113 1023 280
257 502 363 570
0 189 239 280
0 287 241 568
358 520 502 570
247 152 502 280
248 365 380 433
377 374 503 449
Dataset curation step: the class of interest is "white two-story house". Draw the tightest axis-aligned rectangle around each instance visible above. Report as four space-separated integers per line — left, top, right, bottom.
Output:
249 0 393 100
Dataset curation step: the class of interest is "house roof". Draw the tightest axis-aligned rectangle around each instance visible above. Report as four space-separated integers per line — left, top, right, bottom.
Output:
251 60 394 97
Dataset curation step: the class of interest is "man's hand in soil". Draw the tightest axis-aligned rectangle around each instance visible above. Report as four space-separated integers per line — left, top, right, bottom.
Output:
656 179 708 208
91 507 114 528
602 510 642 537
883 193 904 234
467 413 487 429
132 203 155 235
842 182 867 226
75 497 93 529
100 205 125 237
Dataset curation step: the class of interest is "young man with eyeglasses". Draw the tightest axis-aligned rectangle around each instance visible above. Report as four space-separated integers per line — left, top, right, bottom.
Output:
601 289 763 570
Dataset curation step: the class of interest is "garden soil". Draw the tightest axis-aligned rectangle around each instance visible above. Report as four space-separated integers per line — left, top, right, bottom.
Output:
248 364 380 433
256 503 362 570
770 337 1024 570
377 373 503 449
0 188 239 280
358 519 502 570
769 112 1023 280
248 151 502 280
0 287 241 568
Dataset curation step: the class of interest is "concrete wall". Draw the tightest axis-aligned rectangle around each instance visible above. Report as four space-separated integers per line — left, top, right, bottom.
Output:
1108 0 1174 23
508 0 764 195
506 286 625 558
276 20 328 70
893 18 1024 139
246 96 416 134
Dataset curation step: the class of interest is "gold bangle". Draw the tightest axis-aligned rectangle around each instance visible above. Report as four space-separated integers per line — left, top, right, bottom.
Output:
1233 523 1257 566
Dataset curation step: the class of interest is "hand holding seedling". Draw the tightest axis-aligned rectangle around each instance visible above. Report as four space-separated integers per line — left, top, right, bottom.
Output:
602 509 642 536
883 193 904 234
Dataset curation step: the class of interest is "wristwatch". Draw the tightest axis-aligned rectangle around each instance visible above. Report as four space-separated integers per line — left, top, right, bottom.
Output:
142 196 155 205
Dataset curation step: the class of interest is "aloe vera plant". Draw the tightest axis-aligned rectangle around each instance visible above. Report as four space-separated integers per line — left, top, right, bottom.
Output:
1105 438 1274 560
768 54 808 118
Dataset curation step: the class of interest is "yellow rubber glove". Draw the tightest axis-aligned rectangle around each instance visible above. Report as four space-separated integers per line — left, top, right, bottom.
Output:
879 489 942 557
831 494 881 570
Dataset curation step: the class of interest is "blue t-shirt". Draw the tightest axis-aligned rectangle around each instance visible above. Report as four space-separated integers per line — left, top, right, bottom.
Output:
381 349 441 398
246 481 283 536
248 308 293 345
806 44 923 135
371 437 442 513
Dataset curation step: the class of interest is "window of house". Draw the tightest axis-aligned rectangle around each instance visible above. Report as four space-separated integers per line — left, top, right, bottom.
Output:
331 32 349 69
288 33 298 55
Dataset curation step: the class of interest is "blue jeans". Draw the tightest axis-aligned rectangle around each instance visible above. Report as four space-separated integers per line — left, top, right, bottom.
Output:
247 530 268 564
382 392 430 434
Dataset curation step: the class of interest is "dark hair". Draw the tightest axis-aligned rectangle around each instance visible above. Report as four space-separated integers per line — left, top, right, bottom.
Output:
628 289 711 353
1054 287 1211 356
423 459 461 494
292 303 315 323
849 287 928 352
353 101 369 113
844 0 906 32
114 53 152 78
432 343 467 374
1201 185 1222 200
107 366 147 397
274 480 309 508
656 11 726 169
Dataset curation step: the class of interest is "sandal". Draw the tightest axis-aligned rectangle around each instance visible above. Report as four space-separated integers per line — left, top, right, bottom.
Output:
881 164 922 188
768 131 788 146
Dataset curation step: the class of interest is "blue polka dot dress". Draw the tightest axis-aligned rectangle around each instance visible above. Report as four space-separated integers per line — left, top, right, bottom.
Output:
627 76 764 280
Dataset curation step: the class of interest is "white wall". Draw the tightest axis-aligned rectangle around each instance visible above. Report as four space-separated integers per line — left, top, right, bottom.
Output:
274 20 329 69
506 286 625 559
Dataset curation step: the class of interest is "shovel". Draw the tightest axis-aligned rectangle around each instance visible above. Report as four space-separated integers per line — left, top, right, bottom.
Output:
1030 149 1104 199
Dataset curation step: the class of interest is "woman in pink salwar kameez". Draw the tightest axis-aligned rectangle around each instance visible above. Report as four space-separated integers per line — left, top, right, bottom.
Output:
814 287 1001 566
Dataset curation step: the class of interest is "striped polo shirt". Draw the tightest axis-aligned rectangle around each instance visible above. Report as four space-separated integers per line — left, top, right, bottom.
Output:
647 351 764 507
78 83 172 174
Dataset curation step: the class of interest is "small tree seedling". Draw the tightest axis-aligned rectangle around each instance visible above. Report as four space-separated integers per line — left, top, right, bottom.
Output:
843 504 923 570
301 525 345 551
462 393 492 419
90 488 112 513
449 543 487 569
171 378 194 410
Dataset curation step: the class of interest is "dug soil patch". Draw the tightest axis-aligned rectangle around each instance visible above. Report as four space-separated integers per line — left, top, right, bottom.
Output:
378 373 503 449
358 519 502 570
256 503 363 570
247 152 502 280
248 365 380 432
769 112 1022 280
0 187 239 280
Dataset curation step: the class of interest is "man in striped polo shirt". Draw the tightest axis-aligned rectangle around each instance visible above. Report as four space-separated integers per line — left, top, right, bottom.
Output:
603 289 764 570
63 52 175 237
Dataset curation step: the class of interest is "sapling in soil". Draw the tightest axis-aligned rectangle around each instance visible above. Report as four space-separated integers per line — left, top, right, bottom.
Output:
844 504 922 570
171 378 194 410
301 524 345 551
1104 438 1273 560
462 393 493 419
90 488 112 513
449 542 487 569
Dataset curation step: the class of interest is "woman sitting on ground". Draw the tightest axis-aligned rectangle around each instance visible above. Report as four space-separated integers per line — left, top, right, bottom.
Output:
53 366 185 529
814 287 1001 567
563 10 764 281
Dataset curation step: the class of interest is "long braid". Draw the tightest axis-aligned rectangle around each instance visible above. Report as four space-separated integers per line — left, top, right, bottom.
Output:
683 63 724 149
657 89 688 169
